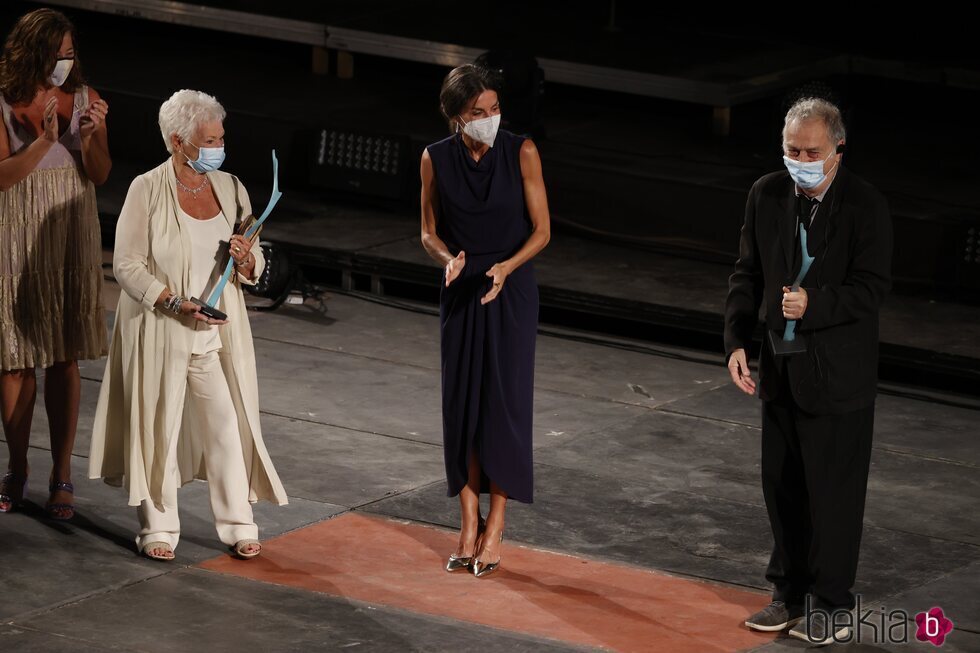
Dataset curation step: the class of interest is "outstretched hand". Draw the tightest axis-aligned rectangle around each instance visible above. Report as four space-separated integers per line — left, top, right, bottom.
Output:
445 250 466 287
481 263 509 305
182 300 229 326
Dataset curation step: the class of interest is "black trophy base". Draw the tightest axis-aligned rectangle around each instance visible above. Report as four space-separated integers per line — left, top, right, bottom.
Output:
768 329 808 356
191 297 228 321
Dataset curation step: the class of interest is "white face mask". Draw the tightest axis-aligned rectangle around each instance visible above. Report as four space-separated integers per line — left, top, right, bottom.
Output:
49 58 74 87
459 114 501 148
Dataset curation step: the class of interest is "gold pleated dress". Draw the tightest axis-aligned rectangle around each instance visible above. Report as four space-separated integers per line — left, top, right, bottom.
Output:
0 87 106 371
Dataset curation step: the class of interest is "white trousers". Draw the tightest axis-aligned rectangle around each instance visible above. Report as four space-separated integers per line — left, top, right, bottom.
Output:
136 351 257 550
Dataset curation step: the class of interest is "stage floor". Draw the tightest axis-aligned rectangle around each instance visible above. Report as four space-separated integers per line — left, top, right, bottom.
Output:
1 276 977 652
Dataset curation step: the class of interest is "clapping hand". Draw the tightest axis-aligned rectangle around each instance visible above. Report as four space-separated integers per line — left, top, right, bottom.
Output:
41 97 58 142
80 99 108 139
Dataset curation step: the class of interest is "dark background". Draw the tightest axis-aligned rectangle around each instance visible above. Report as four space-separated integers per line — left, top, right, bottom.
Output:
2 1 978 390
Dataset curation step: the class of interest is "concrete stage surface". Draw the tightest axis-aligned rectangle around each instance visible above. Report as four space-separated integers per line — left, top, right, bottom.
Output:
1 276 977 653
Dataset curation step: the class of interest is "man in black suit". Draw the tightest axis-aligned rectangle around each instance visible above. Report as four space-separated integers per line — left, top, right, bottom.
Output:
725 97 892 646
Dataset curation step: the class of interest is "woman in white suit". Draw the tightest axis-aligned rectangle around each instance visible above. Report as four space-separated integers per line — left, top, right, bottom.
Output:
90 89 287 561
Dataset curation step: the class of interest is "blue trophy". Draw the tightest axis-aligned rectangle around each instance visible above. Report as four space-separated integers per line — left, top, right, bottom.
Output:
768 222 815 356
191 150 283 320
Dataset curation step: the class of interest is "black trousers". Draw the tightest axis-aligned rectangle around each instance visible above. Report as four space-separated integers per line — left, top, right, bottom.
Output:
761 372 875 611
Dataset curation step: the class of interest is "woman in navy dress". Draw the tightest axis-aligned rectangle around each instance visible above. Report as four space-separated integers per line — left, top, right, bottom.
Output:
421 64 551 578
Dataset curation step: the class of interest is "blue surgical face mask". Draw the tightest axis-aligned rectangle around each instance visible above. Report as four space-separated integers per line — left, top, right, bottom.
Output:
183 141 225 173
783 152 839 190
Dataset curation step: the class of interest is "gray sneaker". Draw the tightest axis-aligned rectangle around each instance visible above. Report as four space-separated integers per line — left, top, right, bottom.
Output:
745 601 804 632
789 612 851 646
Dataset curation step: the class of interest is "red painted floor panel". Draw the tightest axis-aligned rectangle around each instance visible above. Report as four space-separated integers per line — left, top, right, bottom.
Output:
199 513 775 652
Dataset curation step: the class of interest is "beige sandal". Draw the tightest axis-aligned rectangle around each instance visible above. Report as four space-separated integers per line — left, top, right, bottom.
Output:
232 539 262 559
142 541 175 561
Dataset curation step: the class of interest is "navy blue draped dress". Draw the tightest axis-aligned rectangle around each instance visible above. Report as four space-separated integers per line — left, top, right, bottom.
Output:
426 129 538 504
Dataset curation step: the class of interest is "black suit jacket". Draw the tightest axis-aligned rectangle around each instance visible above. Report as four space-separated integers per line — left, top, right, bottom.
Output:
724 168 893 415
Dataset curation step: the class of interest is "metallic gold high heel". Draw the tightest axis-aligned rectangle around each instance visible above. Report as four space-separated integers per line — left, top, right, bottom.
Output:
472 557 500 578
445 553 473 572
445 516 485 573
472 532 503 578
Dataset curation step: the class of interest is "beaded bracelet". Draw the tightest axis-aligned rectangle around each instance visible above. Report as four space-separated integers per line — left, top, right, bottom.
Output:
163 293 184 314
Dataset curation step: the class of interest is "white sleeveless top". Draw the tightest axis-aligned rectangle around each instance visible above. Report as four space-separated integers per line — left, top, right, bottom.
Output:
177 206 231 354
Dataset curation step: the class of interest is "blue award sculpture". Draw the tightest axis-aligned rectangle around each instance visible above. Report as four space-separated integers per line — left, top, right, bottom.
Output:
769 222 815 356
191 150 283 320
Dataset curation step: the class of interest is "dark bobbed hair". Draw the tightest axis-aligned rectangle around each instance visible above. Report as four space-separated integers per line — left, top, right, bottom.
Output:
0 8 84 105
438 64 501 133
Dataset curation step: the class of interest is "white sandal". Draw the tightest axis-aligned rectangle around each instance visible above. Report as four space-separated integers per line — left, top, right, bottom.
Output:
142 541 175 561
232 539 262 559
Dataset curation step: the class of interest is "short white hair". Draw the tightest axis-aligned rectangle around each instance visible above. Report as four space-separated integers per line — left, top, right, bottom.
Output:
158 89 226 153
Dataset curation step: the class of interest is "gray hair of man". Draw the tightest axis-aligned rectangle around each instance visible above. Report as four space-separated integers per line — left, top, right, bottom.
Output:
782 97 847 150
158 89 226 154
